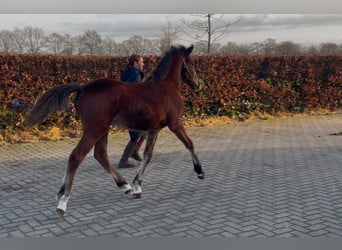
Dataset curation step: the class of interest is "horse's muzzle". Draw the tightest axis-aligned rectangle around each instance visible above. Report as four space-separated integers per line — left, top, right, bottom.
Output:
189 80 199 90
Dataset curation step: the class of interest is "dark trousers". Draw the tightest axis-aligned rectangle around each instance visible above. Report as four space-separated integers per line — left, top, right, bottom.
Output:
129 131 147 143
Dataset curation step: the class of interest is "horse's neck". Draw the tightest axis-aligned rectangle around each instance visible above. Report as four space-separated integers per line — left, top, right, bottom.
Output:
166 55 183 89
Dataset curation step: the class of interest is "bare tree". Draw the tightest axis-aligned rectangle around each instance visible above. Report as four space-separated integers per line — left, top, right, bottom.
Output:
249 42 263 55
24 26 48 54
262 38 277 55
60 34 75 55
145 38 161 55
82 30 103 55
220 41 239 55
221 42 252 55
12 28 27 53
0 30 14 53
191 41 207 55
237 44 253 55
73 35 86 55
121 36 146 55
319 42 340 55
306 45 319 55
47 33 65 55
102 36 118 55
121 36 142 55
159 19 181 53
3 24 342 56
181 14 240 55
275 41 301 55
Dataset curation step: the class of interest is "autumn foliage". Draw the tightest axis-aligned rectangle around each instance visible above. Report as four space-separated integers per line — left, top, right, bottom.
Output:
0 53 341 142
184 55 341 120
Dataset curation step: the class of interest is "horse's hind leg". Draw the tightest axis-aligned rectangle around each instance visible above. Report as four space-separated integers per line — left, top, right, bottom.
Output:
56 135 96 216
94 133 132 194
169 124 204 179
132 130 159 198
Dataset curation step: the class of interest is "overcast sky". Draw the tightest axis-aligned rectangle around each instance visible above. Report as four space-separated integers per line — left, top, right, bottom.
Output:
0 14 341 46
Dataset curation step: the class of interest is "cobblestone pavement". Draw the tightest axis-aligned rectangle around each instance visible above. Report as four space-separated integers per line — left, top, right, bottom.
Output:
0 112 341 237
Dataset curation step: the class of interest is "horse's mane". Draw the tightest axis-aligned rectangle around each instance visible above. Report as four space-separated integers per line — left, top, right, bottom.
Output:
145 45 188 83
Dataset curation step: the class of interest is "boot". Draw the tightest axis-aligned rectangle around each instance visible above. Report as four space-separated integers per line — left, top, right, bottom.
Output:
131 135 146 162
118 141 138 169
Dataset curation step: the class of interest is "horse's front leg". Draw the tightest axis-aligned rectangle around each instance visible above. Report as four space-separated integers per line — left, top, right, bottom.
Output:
132 130 159 198
169 123 204 179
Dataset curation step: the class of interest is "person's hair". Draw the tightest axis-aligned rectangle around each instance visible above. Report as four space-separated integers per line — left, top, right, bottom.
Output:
125 54 142 70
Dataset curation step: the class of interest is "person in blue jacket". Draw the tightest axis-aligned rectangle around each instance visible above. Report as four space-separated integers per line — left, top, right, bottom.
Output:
118 54 147 168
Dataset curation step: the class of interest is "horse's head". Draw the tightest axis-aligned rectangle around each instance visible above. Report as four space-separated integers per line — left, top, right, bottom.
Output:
181 45 199 89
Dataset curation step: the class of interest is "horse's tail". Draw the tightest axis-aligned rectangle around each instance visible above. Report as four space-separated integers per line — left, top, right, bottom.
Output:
24 83 82 126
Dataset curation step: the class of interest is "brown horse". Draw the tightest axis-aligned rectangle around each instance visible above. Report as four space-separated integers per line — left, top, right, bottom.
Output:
25 45 204 216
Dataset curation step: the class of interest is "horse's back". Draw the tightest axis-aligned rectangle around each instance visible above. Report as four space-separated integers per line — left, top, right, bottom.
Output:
82 78 122 92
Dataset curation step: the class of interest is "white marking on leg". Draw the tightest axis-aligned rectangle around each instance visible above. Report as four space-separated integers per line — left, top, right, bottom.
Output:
133 183 142 195
121 183 133 194
57 195 70 212
61 174 66 184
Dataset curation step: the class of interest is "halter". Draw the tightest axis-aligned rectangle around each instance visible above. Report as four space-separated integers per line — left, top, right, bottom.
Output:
181 56 198 82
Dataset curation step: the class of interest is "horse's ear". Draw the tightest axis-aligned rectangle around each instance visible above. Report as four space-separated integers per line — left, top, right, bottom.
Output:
186 45 194 55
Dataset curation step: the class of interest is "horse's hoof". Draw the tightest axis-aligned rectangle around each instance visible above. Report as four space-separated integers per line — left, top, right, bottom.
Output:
198 173 204 179
56 195 69 216
121 184 133 194
56 208 65 217
125 189 133 195
133 192 142 199
132 184 142 198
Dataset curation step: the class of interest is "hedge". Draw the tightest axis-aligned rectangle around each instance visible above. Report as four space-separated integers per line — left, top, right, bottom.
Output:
0 53 341 142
